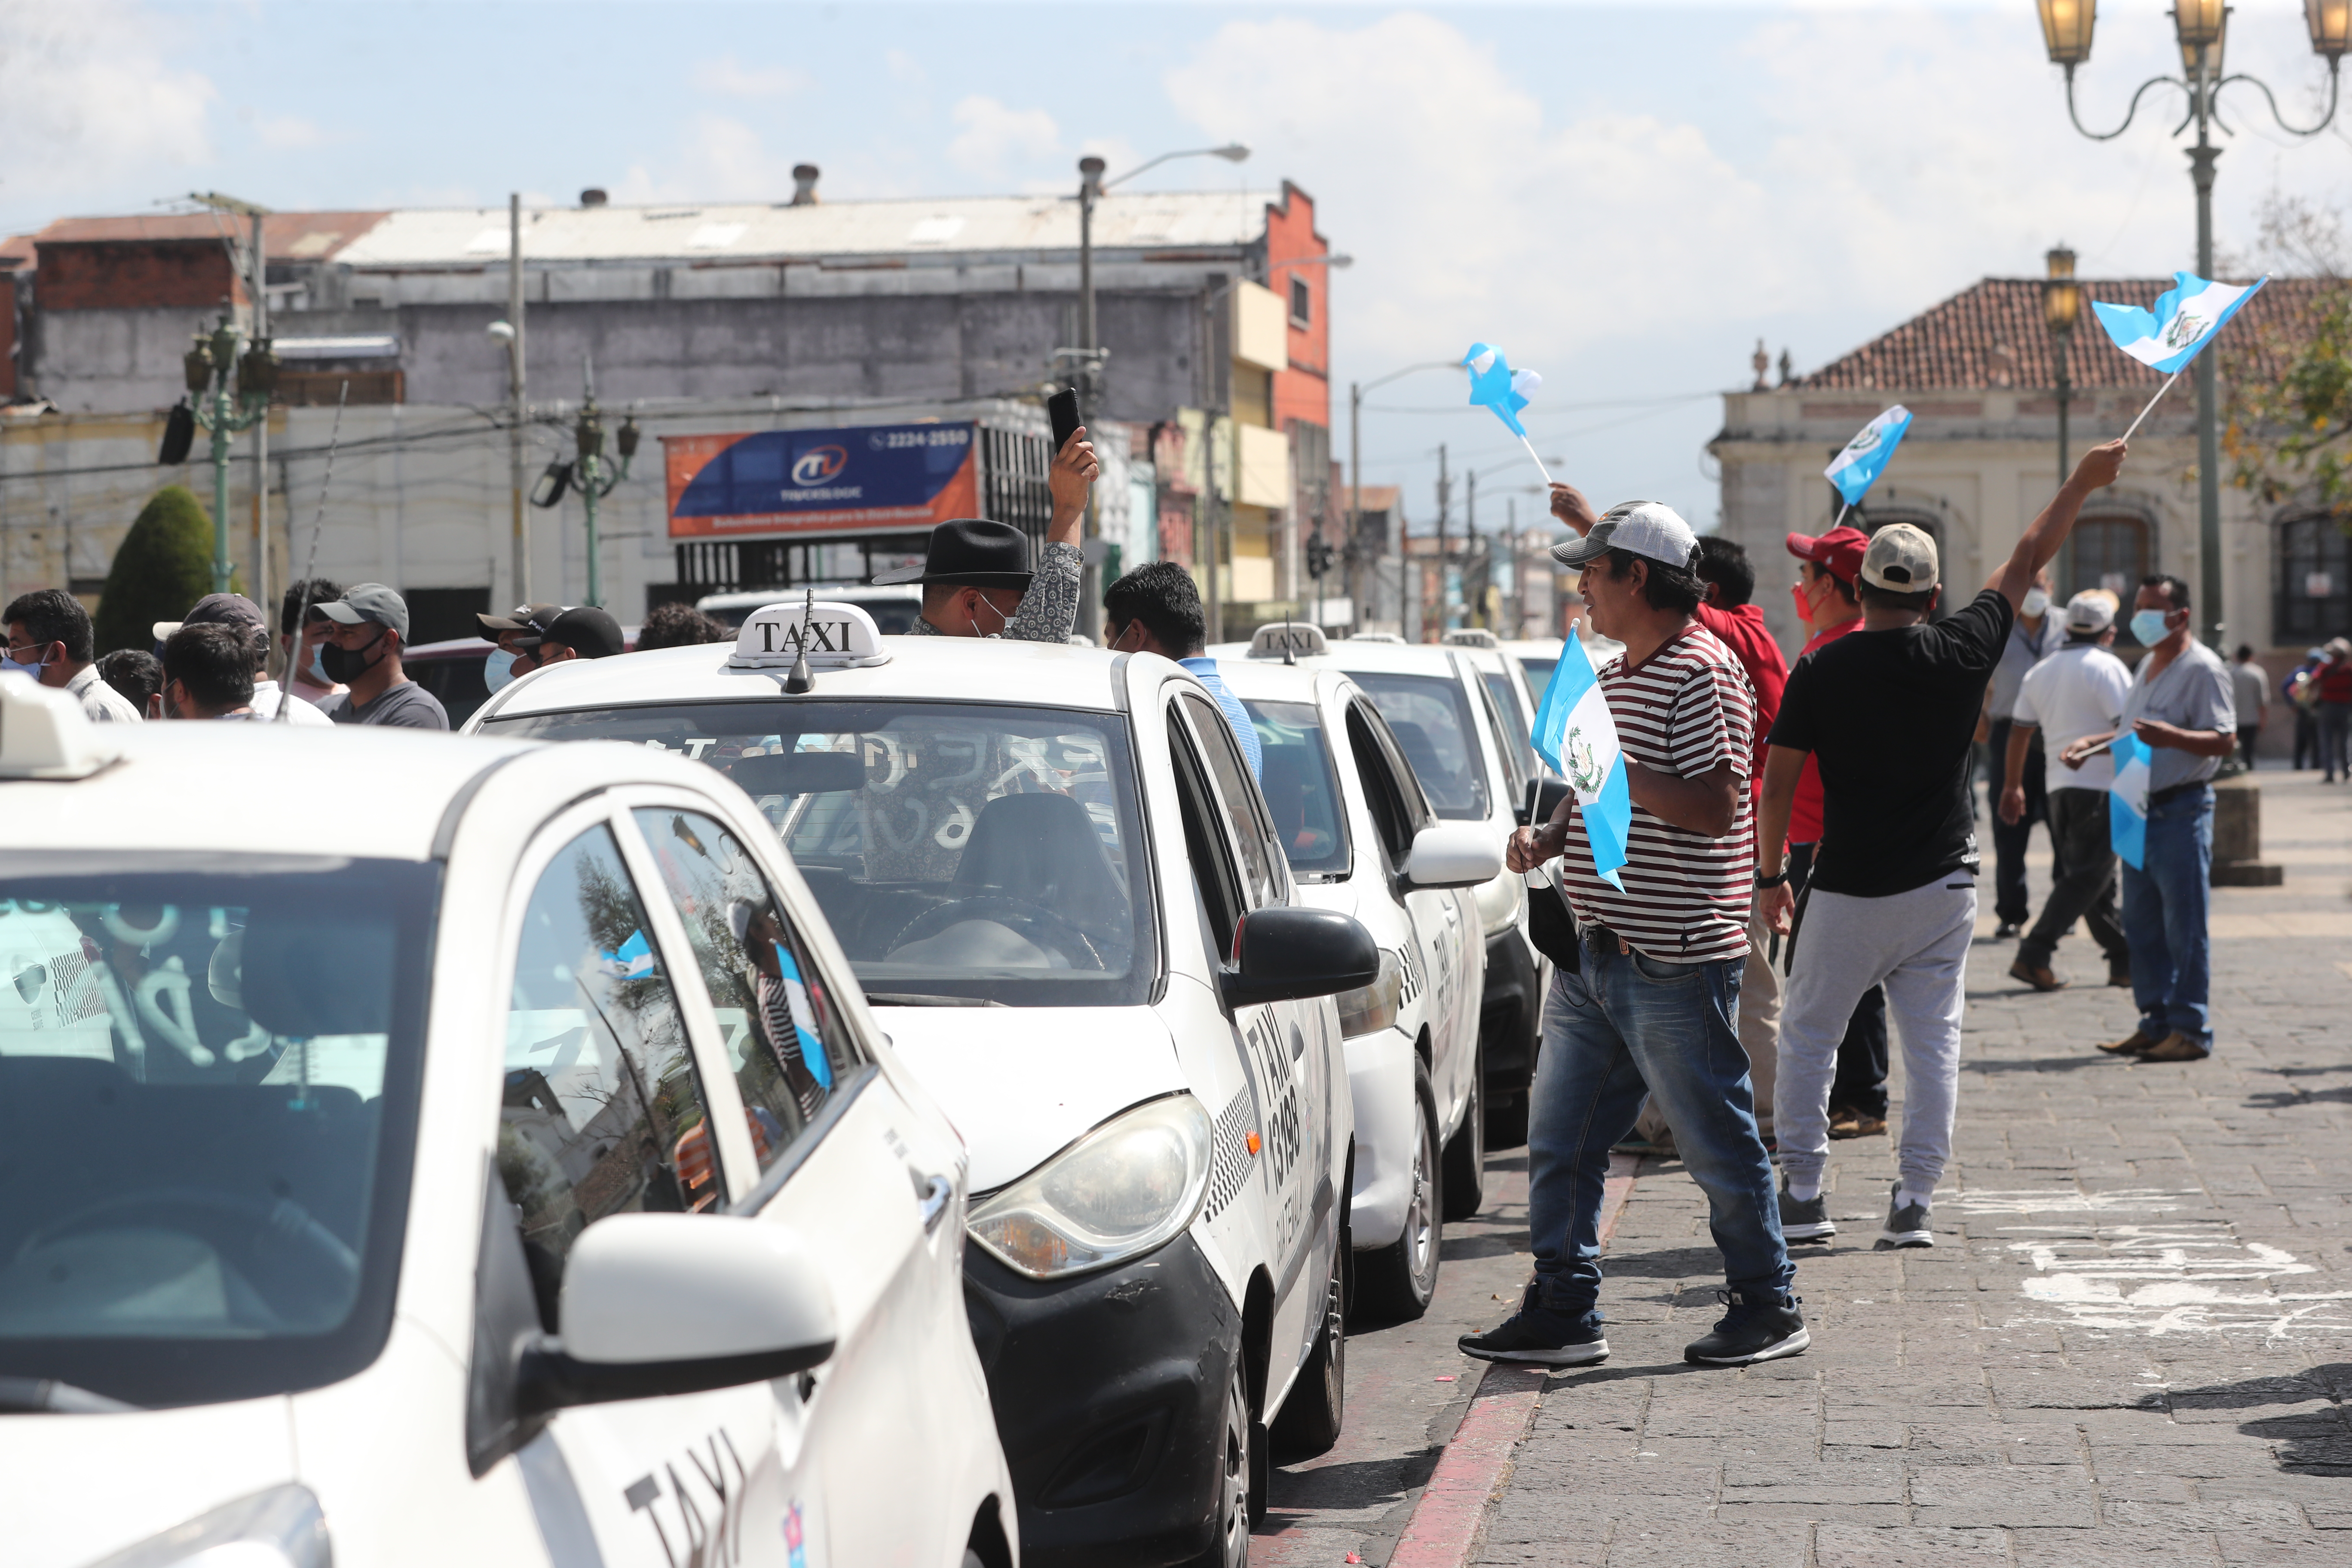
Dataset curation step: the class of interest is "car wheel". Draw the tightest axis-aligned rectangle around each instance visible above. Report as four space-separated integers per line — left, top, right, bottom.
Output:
1356 1058 1442 1320
1269 1217 1346 1458
1190 1358 1252 1568
1441 1042 1485 1221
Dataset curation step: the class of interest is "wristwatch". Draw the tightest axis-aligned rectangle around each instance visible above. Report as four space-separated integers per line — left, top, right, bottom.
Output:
1755 867 1790 889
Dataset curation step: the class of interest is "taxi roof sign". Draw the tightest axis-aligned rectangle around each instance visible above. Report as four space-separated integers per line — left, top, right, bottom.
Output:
726 600 893 673
1441 628 1500 649
0 671 123 780
1247 622 1327 660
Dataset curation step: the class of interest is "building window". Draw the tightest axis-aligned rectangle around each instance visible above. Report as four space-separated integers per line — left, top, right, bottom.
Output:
2276 513 2352 646
1290 276 1311 329
2065 513 2151 612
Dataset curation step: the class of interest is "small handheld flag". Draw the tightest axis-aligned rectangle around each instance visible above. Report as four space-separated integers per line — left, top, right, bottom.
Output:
1529 627 1629 891
2108 733 2151 871
1463 342 1552 484
2094 272 2269 441
1824 405 1912 512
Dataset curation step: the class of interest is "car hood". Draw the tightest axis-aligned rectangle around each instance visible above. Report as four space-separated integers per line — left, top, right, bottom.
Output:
3 1395 295 1568
875 1005 1186 1192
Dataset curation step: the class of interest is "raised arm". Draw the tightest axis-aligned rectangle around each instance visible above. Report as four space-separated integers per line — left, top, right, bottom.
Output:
1986 440 2126 612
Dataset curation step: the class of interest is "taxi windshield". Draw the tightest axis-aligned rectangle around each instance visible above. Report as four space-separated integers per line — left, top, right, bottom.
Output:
0 857 434 1410
1352 672 1492 821
1240 699 1351 879
484 701 1157 1008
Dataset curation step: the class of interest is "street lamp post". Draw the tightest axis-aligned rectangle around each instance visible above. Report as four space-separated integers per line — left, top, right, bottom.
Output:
2043 244 2080 492
2038 0 2349 647
1349 361 1461 639
565 362 638 609
185 314 276 594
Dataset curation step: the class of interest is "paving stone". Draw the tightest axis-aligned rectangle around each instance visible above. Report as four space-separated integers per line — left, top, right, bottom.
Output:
1812 1525 2010 1566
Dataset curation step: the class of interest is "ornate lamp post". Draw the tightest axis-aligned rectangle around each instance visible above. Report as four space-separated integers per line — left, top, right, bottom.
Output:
2043 245 2080 488
185 314 277 593
2037 0 2349 647
570 389 639 610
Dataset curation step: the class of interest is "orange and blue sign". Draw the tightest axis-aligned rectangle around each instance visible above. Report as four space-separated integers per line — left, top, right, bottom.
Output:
665 421 980 539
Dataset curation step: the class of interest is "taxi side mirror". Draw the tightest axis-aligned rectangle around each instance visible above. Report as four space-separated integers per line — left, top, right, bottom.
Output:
516 1214 837 1417
1404 823 1503 889
1222 905 1379 1009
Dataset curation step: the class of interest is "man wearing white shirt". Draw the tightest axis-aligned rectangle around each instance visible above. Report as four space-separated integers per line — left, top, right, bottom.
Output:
2003 591 2133 992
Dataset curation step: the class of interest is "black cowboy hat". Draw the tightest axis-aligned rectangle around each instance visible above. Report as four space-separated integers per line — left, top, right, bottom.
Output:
871 518 1033 589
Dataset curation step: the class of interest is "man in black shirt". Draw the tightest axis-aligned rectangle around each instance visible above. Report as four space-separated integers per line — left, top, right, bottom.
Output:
1757 440 2127 1252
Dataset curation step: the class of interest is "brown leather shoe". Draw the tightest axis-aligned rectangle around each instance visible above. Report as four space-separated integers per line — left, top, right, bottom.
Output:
1853 1114 1888 1137
2010 959 2068 992
2139 1032 2211 1063
2098 1029 2163 1056
1828 1105 1862 1139
2107 966 2133 988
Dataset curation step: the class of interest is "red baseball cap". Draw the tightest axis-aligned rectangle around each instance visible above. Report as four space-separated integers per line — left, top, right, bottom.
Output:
1786 526 1868 586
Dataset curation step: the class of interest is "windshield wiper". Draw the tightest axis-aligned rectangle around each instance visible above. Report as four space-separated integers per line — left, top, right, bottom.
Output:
0 1377 139 1414
864 992 1009 1009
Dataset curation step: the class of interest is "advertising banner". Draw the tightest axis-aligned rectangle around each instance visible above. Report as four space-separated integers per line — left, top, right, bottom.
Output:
665 421 979 539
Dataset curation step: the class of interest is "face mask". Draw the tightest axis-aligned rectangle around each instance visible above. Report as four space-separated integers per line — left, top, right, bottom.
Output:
318 631 384 685
484 648 518 692
2129 609 2174 646
303 642 331 685
0 658 38 680
2021 588 2051 618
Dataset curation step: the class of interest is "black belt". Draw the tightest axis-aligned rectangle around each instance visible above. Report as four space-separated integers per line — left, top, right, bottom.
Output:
2147 780 2210 808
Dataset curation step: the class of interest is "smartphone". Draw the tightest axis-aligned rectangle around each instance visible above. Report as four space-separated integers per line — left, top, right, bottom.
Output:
1047 386 1083 456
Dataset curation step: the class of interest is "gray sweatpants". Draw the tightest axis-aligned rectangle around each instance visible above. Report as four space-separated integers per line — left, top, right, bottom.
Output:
1774 874 1978 1195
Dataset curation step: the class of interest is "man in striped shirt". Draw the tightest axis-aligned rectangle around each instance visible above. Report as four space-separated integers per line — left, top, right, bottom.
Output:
1461 500 1804 1371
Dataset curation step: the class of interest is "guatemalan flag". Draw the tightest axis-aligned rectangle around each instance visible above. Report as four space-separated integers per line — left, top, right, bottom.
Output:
2109 733 2152 871
1825 405 1913 507
1530 631 1630 891
1462 342 1542 437
2092 272 2268 375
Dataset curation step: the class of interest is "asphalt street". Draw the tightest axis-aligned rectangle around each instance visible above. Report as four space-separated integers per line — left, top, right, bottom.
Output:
1261 768 2352 1566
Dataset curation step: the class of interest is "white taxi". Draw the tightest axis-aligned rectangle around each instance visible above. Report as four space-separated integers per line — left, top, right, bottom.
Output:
1440 628 1545 788
0 674 1013 1568
1215 626 1497 1319
467 606 1372 1568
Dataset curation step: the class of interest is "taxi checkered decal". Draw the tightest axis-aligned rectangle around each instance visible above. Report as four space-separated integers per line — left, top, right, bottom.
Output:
1204 1085 1258 1219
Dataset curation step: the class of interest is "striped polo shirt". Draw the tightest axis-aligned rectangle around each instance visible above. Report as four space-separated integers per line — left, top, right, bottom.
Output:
1557 622 1757 964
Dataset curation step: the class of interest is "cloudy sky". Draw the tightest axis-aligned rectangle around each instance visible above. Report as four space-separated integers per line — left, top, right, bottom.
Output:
6 0 2350 530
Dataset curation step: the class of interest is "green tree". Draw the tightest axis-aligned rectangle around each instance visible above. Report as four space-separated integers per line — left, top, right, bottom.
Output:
92 485 223 655
2221 193 2352 532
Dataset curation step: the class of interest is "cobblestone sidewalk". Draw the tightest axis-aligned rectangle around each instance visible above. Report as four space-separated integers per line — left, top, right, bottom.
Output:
1472 772 2352 1566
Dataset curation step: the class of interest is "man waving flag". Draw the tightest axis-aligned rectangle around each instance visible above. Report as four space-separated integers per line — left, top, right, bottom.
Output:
1530 628 1631 889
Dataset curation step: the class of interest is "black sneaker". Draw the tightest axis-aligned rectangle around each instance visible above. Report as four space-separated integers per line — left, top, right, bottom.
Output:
1779 1179 1834 1242
1683 1289 1809 1366
1458 1293 1609 1367
1874 1184 1934 1250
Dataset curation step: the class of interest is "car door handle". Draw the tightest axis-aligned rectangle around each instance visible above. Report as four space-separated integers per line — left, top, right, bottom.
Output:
917 1173 955 1234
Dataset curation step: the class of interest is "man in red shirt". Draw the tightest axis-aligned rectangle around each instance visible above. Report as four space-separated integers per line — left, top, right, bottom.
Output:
1779 527 1890 1142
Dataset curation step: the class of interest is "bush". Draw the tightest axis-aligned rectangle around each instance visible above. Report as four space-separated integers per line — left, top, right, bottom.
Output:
93 485 224 655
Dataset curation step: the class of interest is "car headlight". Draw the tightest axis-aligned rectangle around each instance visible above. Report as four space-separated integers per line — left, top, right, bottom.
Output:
1333 950 1403 1038
968 1093 1213 1280
85 1482 328 1568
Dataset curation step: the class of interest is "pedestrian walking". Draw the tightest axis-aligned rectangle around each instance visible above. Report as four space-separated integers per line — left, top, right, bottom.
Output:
2068 576 2239 1063
1461 500 1804 1370
2287 648 2324 769
1779 525 1891 1143
2004 591 2132 992
3 588 142 722
279 579 347 709
1103 560 1261 775
2317 639 2352 782
1759 440 2129 1250
2229 644 2269 768
157 624 260 720
1985 569 2066 937
315 585 449 730
882 428 1097 640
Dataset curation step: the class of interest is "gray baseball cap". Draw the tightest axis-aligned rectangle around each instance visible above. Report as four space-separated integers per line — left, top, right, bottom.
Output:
317 583 410 640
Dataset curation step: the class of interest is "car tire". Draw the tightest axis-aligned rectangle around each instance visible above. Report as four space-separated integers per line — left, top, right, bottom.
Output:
1269 1211 1347 1459
1485 1089 1529 1150
1441 1043 1485 1221
1356 1057 1442 1320
1190 1357 1253 1568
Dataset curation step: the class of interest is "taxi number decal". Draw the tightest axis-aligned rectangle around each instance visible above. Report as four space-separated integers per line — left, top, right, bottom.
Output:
1244 1012 1302 1195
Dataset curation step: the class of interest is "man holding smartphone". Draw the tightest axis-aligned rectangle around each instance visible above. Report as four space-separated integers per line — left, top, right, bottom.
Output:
879 426 1099 640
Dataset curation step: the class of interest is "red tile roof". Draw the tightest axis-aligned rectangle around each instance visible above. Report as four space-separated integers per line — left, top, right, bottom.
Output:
1795 276 2343 392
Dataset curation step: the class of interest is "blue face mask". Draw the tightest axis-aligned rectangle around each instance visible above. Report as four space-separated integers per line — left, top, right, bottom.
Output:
483 648 518 692
303 642 330 686
0 658 40 680
2129 609 2174 646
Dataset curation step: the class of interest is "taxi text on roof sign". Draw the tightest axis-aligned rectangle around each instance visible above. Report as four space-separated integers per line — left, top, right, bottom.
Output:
727 602 894 672
1248 622 1327 659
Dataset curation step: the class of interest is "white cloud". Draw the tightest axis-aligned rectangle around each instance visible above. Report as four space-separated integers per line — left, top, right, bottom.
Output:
256 115 326 150
614 114 802 204
693 57 809 99
0 0 214 220
946 95 1061 181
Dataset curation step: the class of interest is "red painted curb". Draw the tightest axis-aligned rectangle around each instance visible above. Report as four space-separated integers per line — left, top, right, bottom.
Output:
1381 1152 1640 1568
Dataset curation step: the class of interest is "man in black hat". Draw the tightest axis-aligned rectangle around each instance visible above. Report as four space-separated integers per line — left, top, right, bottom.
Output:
879 427 1099 639
511 605 626 673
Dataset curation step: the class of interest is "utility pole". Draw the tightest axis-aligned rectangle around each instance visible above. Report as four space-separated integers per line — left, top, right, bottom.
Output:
1508 496 1521 637
1433 444 1449 640
1076 156 1106 640
248 206 270 636
1465 469 1478 629
509 193 529 603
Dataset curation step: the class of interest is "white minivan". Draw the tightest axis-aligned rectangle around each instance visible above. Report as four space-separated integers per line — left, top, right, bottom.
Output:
0 674 1015 1568
469 606 1373 1568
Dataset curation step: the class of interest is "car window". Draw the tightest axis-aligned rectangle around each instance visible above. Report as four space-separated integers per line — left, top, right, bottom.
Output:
0 857 435 1409
1347 699 1427 867
1240 698 1350 879
1353 671 1492 821
499 824 718 1328
1516 656 1558 698
483 700 1156 1009
1182 692 1284 908
1476 671 1529 803
633 808 859 1173
1168 707 1246 961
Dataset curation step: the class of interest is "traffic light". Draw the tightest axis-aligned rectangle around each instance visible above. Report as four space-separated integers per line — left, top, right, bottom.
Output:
1305 534 1333 579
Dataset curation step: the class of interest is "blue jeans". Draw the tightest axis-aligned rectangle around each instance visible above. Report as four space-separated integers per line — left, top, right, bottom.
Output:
1525 940 1792 1325
2119 784 2214 1047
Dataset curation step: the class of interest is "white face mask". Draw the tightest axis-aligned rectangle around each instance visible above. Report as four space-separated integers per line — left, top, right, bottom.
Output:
2021 588 2051 618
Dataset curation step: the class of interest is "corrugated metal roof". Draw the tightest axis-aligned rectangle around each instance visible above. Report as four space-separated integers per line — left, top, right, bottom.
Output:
334 190 1277 268
31 211 390 260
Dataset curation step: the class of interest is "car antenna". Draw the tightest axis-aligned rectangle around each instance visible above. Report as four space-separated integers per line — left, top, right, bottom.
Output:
1280 607 1297 665
784 588 816 694
277 379 349 723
